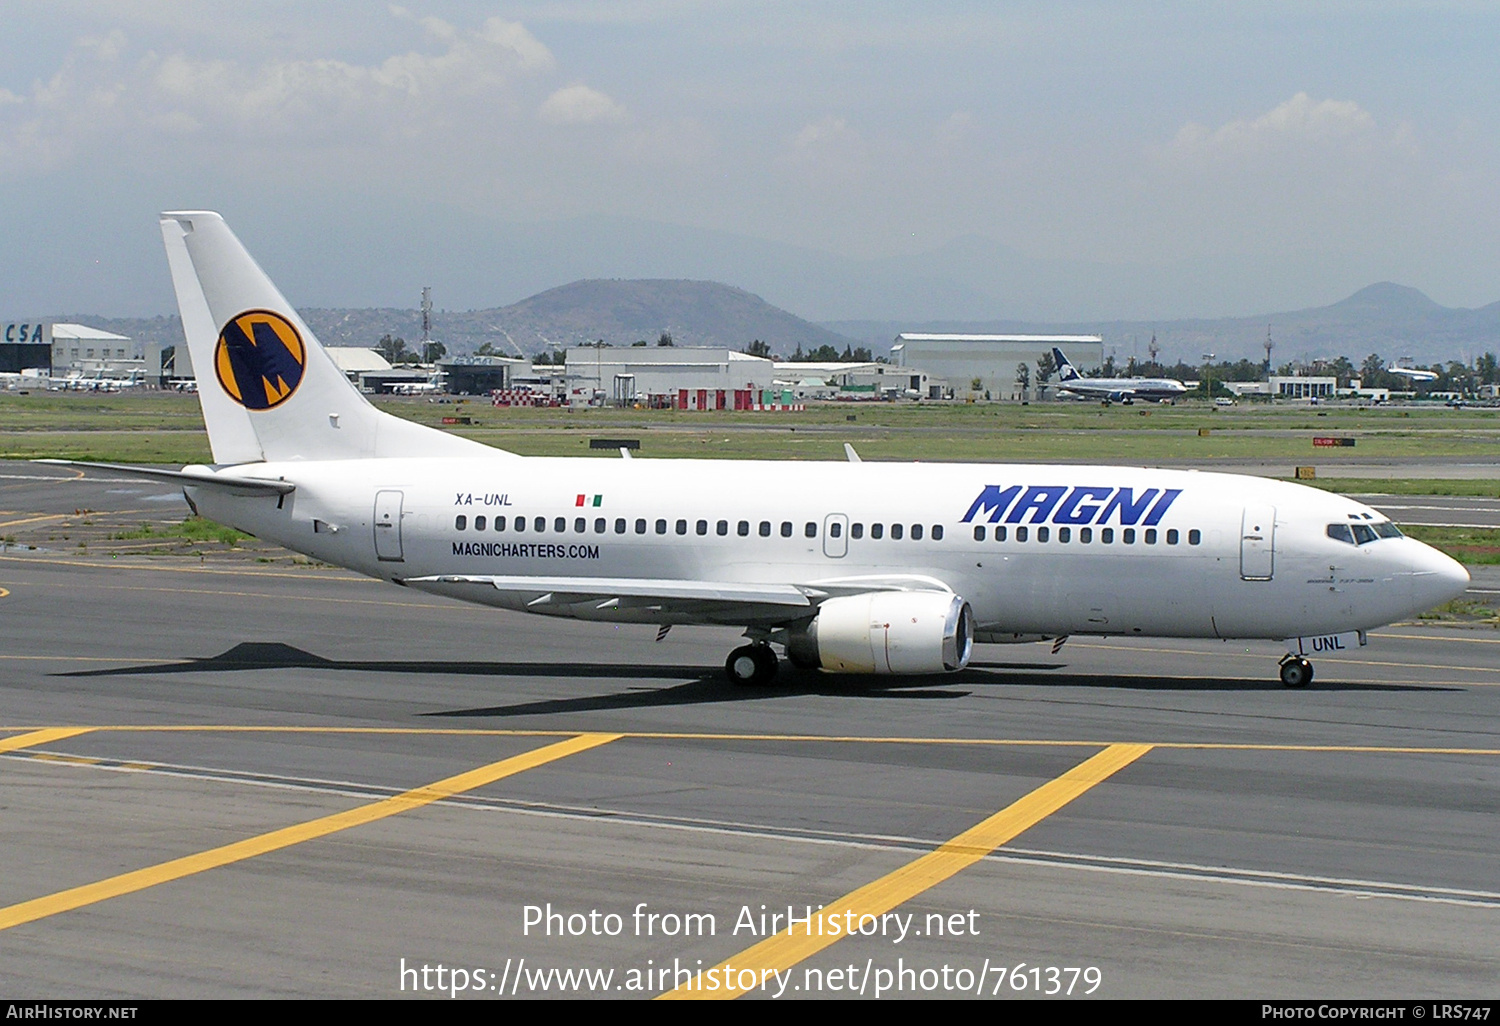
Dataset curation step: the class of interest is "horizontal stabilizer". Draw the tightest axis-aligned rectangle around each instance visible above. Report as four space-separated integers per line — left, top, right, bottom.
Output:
34 459 295 495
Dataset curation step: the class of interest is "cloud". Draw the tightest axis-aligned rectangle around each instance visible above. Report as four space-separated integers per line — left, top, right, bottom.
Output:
538 84 628 125
1164 92 1386 164
0 12 558 172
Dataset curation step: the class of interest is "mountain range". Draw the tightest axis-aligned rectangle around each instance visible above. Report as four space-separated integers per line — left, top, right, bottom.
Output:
54 280 1500 369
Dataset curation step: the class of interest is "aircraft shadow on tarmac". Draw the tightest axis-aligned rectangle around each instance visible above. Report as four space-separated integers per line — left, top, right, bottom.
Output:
54 641 1455 718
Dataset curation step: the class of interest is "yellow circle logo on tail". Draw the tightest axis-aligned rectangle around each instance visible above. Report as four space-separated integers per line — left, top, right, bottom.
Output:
214 310 307 410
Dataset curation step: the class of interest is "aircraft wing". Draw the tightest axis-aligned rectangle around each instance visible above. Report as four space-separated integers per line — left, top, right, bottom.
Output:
404 573 954 623
411 574 816 607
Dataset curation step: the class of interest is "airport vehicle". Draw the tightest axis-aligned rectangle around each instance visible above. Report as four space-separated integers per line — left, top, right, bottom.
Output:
46 213 1470 689
1052 347 1188 404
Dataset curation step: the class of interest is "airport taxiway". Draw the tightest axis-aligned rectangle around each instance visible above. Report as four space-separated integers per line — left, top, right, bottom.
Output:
0 463 1496 999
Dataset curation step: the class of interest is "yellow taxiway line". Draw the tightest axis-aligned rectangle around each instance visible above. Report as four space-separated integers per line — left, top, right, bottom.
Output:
0 727 95 754
0 732 619 933
659 743 1154 1000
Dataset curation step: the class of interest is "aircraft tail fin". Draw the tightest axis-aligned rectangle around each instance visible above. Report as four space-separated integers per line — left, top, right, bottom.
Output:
159 211 503 464
1052 347 1080 382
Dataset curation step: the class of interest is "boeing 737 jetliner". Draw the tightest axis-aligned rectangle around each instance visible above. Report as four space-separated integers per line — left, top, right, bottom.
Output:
48 213 1470 689
1052 347 1188 404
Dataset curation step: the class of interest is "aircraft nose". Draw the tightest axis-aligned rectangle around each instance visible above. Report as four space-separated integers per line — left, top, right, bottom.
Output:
1402 541 1470 610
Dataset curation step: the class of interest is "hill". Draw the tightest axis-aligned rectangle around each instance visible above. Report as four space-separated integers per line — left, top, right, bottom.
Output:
63 279 857 359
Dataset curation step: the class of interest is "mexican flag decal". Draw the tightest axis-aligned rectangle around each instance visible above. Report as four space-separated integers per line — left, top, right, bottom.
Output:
575 494 604 507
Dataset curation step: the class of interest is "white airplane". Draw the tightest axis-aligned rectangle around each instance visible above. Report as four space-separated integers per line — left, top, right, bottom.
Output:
44 213 1470 689
1388 365 1439 383
1052 347 1188 404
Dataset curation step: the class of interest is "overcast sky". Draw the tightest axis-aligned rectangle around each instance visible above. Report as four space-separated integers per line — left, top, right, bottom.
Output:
2 1 1497 320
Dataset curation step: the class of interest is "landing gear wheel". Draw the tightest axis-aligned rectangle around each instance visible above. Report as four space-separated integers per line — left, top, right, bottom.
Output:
726 644 779 687
1279 656 1313 688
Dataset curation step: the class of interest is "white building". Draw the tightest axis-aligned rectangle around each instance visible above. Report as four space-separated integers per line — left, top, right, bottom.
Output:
890 334 1104 400
564 346 775 407
771 361 932 400
48 323 161 382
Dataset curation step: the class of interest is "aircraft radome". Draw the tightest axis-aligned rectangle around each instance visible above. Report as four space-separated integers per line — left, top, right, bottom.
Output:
43 213 1471 689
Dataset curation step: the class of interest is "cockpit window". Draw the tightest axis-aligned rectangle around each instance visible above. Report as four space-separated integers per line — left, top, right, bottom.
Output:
1330 519 1403 545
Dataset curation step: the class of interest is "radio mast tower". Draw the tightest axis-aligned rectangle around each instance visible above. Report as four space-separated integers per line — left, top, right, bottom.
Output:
1264 325 1274 373
1147 334 1159 366
420 286 432 345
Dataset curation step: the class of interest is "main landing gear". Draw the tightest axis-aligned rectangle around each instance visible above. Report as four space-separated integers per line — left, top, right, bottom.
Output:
725 643 779 687
1278 654 1314 688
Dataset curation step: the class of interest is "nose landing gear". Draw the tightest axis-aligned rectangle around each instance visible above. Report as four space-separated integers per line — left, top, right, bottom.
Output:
1278 654 1314 688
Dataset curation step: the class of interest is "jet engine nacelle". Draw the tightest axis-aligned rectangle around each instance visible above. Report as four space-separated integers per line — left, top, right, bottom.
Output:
789 592 974 674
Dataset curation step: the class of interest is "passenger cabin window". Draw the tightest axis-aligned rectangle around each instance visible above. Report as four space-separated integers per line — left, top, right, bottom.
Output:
1016 526 1028 542
850 523 863 539
1080 527 1092 543
534 516 545 532
931 525 943 541
1058 527 1070 543
1188 529 1201 545
554 517 566 533
973 525 986 542
1123 528 1136 544
455 515 467 530
656 518 668 535
780 521 793 538
575 518 586 533
474 516 486 531
871 524 883 539
496 516 507 532
1036 526 1050 543
635 518 648 534
830 522 842 538
515 517 526 532
1101 528 1114 544
1144 528 1157 544
994 526 1007 542
697 520 708 536
759 521 771 537
614 518 627 534
891 524 904 540
717 520 728 536
737 521 750 537
911 524 924 541
676 519 688 535
1166 529 1179 545
805 522 818 538
595 518 606 533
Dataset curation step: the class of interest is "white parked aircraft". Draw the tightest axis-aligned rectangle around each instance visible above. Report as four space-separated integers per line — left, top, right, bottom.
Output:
1052 347 1188 404
1388 365 1440 383
45 213 1470 689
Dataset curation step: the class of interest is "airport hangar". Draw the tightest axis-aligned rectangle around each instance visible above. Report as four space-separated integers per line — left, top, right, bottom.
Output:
891 334 1105 400
1 321 162 381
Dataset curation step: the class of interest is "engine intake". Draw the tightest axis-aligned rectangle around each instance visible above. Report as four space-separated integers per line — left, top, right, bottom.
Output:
789 592 973 674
